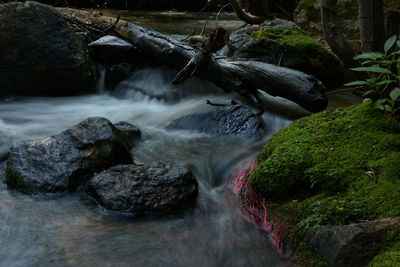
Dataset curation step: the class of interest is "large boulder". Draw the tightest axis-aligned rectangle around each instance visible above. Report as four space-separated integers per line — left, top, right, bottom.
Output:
88 163 198 214
228 19 344 86
5 117 132 194
165 105 265 139
0 1 97 96
307 217 400 266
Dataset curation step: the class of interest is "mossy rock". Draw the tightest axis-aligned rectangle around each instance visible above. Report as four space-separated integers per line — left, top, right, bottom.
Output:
228 19 344 86
249 101 400 266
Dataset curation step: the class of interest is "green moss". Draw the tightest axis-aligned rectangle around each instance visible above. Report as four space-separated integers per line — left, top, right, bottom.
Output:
368 228 400 266
295 0 320 23
5 167 27 191
250 101 400 266
252 26 320 53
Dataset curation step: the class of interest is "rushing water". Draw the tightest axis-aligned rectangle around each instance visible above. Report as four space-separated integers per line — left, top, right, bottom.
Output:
0 10 298 266
0 66 294 267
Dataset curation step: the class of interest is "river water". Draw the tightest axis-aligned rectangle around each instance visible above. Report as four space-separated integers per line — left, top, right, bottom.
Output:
0 12 296 267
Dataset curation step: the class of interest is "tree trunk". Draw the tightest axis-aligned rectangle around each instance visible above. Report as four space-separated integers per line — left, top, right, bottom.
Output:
59 8 327 112
230 0 266 24
358 0 385 52
321 0 358 67
385 10 400 39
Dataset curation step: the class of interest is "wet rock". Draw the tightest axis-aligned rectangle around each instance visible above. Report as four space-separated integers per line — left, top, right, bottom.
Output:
89 35 136 64
114 121 141 148
6 117 132 194
88 163 198 214
106 63 136 89
0 1 97 96
307 217 400 266
165 105 265 139
228 18 343 86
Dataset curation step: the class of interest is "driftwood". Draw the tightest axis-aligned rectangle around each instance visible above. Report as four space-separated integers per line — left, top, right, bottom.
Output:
59 8 328 112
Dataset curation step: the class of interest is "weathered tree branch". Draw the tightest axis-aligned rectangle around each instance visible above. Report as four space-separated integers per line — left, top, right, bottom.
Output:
58 8 327 112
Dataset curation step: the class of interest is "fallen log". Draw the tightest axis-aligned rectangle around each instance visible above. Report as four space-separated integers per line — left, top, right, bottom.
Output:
59 8 328 112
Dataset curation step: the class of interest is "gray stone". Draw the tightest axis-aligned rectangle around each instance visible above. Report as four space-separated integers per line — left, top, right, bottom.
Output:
6 117 132 194
0 1 97 96
88 163 198 214
89 35 136 64
114 121 141 148
166 105 265 139
306 217 400 266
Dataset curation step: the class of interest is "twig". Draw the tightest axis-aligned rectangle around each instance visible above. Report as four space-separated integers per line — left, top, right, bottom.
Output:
181 29 197 42
360 145 377 168
216 3 231 24
101 15 120 34
198 0 211 13
200 20 208 36
278 53 284 67
370 167 377 183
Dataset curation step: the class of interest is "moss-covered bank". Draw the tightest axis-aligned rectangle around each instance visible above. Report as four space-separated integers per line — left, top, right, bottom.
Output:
250 101 400 266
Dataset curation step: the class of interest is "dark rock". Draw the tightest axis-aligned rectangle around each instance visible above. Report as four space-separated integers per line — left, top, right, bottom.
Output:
114 121 141 148
6 117 132 194
228 19 343 86
0 1 97 96
166 105 265 139
106 63 136 89
89 35 136 64
307 217 400 266
88 163 198 214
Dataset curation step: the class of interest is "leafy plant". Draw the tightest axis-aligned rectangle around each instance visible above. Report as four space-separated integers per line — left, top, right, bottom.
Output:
345 35 400 127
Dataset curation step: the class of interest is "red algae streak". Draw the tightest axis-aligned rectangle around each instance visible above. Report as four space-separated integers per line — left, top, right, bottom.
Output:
229 157 288 255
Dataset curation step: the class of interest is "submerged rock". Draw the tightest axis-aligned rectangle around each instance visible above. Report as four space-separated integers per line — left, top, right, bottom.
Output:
88 163 198 214
228 19 343 86
166 105 265 139
6 117 132 194
307 217 400 266
105 63 136 90
88 35 136 64
114 121 141 148
0 1 97 96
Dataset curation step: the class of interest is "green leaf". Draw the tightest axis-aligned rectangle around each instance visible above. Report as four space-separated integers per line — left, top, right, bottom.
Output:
385 105 393 112
344 81 370 86
376 80 397 86
384 35 398 53
374 99 388 110
351 66 392 74
367 78 377 84
362 90 375 97
390 87 400 102
363 60 393 66
353 52 384 60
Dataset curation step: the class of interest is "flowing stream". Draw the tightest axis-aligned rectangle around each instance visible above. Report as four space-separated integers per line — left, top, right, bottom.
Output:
0 12 296 267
